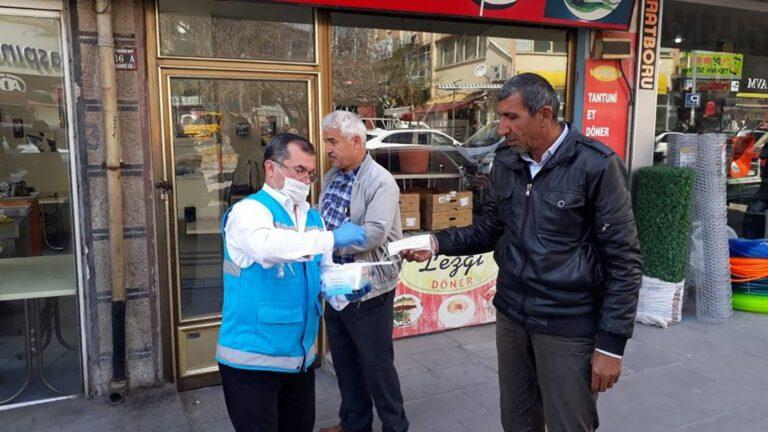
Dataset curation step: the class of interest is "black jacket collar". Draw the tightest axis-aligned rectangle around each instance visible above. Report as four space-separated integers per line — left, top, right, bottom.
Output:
496 122 578 171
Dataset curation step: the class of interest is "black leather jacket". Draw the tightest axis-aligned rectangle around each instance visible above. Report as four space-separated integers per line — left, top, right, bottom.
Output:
435 125 643 355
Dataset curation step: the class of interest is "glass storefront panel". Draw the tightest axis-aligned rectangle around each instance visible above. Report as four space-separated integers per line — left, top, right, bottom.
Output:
330 12 569 336
157 0 315 63
0 13 82 405
656 1 768 238
169 77 309 320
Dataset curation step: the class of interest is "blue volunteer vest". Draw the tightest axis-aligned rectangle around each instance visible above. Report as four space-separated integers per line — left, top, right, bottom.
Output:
216 189 324 373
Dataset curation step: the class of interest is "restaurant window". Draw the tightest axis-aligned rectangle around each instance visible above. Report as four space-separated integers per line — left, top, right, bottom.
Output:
330 12 569 336
655 1 768 239
0 12 82 405
157 0 315 63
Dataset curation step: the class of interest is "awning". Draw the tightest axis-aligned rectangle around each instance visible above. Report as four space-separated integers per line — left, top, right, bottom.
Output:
413 91 487 114
435 83 504 91
514 70 567 88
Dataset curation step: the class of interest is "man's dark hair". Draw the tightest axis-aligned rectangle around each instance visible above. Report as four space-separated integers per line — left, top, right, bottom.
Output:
263 133 316 166
497 73 560 121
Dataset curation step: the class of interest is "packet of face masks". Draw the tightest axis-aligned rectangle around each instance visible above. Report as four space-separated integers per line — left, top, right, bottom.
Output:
321 262 392 296
386 235 433 257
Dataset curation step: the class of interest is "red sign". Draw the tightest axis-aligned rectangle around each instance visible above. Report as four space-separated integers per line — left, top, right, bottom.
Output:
581 60 631 158
273 0 636 30
393 253 497 338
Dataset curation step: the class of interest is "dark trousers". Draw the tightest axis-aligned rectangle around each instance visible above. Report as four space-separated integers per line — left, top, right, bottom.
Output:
324 289 409 432
496 312 598 432
219 363 315 432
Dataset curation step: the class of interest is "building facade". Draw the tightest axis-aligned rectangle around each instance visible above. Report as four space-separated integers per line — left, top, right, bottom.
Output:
1 0 716 408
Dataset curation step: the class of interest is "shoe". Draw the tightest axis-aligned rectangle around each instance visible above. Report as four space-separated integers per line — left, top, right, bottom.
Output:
319 425 345 432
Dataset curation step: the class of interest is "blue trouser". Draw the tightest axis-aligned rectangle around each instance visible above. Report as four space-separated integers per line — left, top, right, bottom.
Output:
324 290 409 432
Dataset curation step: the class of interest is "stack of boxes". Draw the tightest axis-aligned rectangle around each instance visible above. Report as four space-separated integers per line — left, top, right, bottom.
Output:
399 193 421 231
420 190 473 230
399 190 474 231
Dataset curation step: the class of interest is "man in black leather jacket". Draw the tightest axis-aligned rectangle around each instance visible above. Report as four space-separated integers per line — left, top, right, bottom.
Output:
402 73 643 432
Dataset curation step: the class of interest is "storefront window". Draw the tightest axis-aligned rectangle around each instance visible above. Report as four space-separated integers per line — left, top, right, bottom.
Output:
169 77 309 320
656 1 768 238
330 12 569 337
0 13 81 405
157 0 315 63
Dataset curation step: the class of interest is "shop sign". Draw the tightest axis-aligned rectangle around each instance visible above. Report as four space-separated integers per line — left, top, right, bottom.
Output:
114 48 136 70
581 60 629 159
272 0 636 30
680 51 744 80
0 73 26 93
0 43 63 77
393 252 498 338
745 78 768 91
638 0 659 90
737 56 768 98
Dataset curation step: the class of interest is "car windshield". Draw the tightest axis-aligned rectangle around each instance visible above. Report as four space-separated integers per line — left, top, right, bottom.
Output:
465 122 500 148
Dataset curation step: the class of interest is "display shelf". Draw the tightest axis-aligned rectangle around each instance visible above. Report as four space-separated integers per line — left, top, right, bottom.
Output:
727 176 761 185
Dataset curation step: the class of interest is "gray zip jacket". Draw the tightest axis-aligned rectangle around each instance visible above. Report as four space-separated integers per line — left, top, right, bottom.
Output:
319 153 403 301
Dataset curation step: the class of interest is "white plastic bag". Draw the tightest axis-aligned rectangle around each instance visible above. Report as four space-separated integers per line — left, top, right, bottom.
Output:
635 276 686 328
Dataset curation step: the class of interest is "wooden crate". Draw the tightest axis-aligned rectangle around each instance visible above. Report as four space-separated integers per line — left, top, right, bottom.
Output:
401 212 421 231
422 208 473 230
399 193 420 213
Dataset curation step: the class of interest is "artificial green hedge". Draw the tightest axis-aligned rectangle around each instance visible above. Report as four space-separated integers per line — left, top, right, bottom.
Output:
633 165 696 283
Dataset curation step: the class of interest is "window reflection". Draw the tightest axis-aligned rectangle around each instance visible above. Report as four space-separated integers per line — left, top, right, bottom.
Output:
655 1 768 239
331 13 568 224
158 0 315 63
170 78 309 319
0 14 81 405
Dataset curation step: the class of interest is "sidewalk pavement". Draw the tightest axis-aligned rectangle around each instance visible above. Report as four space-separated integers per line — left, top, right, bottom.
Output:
4 310 768 432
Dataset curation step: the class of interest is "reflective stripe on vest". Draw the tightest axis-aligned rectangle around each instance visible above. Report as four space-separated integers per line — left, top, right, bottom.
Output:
216 342 317 370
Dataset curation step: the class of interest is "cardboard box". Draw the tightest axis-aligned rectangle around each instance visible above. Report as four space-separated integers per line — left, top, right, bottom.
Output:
401 212 421 231
420 191 473 213
399 193 420 213
422 208 473 231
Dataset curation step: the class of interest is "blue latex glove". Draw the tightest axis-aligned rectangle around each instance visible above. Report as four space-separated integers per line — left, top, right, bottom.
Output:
332 221 367 248
345 283 372 302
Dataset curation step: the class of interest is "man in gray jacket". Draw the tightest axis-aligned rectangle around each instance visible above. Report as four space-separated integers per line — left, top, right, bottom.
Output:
319 110 408 432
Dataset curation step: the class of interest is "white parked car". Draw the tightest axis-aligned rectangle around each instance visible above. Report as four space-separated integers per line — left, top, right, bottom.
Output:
365 128 478 176
365 128 462 150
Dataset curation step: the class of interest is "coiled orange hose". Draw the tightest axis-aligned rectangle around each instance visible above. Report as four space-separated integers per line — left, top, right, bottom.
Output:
730 257 768 282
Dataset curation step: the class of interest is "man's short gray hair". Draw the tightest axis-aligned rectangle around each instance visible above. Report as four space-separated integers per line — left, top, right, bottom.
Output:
497 73 560 121
322 110 367 142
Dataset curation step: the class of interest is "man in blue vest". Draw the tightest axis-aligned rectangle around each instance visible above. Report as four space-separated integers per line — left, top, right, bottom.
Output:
217 133 367 432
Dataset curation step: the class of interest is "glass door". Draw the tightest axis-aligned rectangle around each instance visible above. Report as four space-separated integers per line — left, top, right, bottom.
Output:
160 69 317 385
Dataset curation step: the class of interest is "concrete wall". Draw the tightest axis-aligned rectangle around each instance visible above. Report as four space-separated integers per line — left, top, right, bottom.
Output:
68 0 163 395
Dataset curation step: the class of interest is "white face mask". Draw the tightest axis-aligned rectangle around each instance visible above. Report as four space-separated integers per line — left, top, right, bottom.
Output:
274 163 310 206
